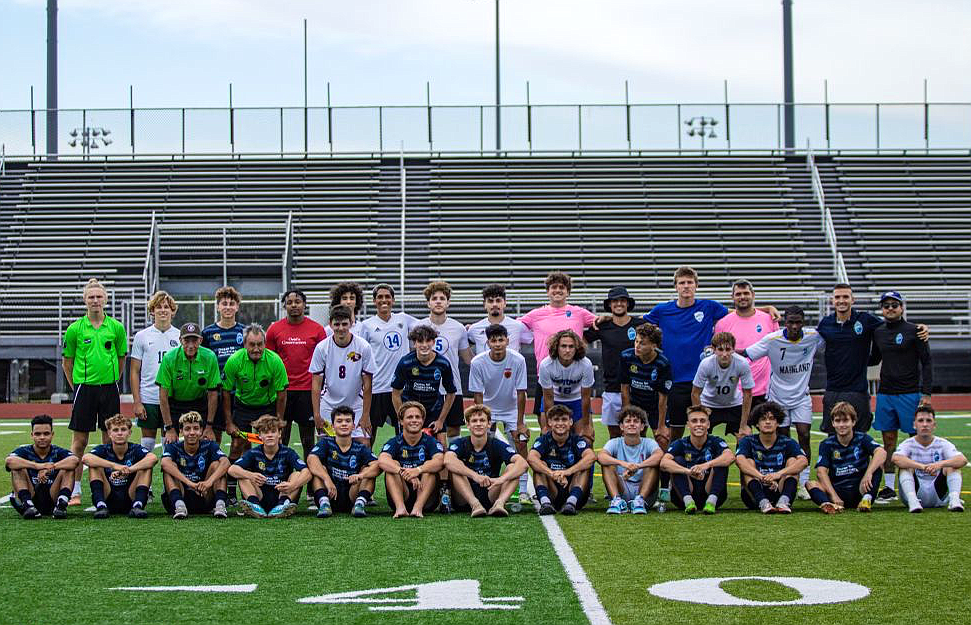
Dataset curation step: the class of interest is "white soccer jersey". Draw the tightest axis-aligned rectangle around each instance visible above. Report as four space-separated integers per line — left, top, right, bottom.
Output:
467 316 533 354
692 353 755 408
309 334 375 414
895 436 962 485
359 312 418 393
538 356 595 403
745 328 823 408
420 316 470 395
468 350 528 423
130 325 181 404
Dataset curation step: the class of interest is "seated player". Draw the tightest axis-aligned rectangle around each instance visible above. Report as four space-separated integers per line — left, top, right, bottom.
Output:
82 414 158 519
6 414 79 519
444 404 528 518
160 411 231 519
806 401 886 514
735 401 808 514
691 332 754 439
892 403 967 513
598 405 662 515
660 405 734 515
527 404 596 516
378 401 446 518
228 415 311 519
307 405 381 519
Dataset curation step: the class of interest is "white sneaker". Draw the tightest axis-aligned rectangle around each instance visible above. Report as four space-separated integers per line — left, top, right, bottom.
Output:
213 500 228 519
172 500 188 519
797 484 811 500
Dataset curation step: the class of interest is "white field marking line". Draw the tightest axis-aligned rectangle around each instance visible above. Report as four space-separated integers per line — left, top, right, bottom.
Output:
111 584 257 593
539 514 612 625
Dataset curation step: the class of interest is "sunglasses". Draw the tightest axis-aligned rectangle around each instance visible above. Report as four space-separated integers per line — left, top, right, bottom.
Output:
881 301 901 309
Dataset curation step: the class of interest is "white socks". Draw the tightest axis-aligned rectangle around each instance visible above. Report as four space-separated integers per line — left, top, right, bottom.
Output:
947 471 963 506
799 467 810 486
141 437 156 453
898 470 920 510
885 472 896 490
72 481 82 497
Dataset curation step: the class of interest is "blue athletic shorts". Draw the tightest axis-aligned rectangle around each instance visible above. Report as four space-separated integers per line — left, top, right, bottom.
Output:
874 393 921 434
538 397 584 422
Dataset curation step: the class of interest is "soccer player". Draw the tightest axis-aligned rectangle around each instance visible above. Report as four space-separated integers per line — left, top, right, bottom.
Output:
735 401 808 514
892 404 966 513
691 332 755 438
660 406 733 515
619 323 672 444
201 285 247 442
359 283 418 443
445 404 528 517
379 402 446 518
331 281 365 331
62 278 128 505
160 411 231 519
467 283 533 353
310 305 375 444
307 405 381 518
713 279 778 408
156 323 220 443
82 414 158 519
598 406 662 515
6 415 79 519
528 404 596 515
130 290 181 454
419 281 473 442
806 401 886 514
538 329 595 439
228 415 311 518
468 324 531 503
743 306 823 495
391 325 456 435
583 286 645 439
871 290 933 503
266 289 327 459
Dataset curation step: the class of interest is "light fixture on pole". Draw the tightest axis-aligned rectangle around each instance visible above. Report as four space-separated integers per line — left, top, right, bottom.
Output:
68 126 112 156
684 116 717 151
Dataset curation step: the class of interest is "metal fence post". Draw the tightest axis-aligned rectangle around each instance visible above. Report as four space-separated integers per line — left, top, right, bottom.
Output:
875 103 880 150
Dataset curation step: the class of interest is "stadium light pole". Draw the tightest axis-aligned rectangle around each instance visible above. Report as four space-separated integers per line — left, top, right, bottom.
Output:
494 0 501 152
46 0 58 159
782 0 795 151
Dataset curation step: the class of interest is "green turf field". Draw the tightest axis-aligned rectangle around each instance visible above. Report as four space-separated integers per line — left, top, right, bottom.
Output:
2 412 970 625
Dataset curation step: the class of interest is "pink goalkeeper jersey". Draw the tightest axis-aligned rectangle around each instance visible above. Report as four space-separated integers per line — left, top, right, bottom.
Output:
714 310 778 396
519 304 597 369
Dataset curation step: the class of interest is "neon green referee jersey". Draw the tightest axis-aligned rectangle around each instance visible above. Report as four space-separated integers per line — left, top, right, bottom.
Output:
62 314 128 385
155 346 220 402
222 348 288 407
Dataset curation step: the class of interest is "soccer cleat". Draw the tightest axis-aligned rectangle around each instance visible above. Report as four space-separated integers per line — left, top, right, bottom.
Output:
949 501 964 513
172 500 188 520
857 498 872 513
269 501 298 519
316 501 333 518
775 501 792 514
352 501 367 518
365 496 378 508
759 499 775 515
213 500 228 519
684 500 698 515
909 505 923 514
876 487 897 504
538 502 556 516
93 505 109 519
796 484 811 500
702 501 717 515
587 494 597 504
606 498 626 515
630 499 648 515
518 491 533 506
820 502 839 515
561 502 577 515
129 505 148 519
21 505 40 520
52 506 67 519
241 500 268 519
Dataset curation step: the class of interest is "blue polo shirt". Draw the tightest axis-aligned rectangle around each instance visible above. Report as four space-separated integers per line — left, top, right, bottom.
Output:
816 309 882 393
643 299 729 383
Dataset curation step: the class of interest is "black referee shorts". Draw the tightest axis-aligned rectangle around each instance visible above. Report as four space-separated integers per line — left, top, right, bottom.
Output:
70 383 121 432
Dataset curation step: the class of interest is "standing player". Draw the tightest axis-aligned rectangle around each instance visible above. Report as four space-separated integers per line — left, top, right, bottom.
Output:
419 281 473 443
735 402 808 514
266 289 327 457
6 415 79 519
871 290 933 503
160 411 231 519
130 290 181 454
228 415 311 519
892 404 966 512
310 305 375 444
156 323 220 442
660 406 734 515
445 404 528 517
391 325 457 435
379 402 446 518
691 332 755 439
528 404 596 515
619 323 672 446
584 286 645 439
330 281 365 331
307 406 381 518
743 306 823 496
598 406 663 515
201 285 247 442
359 284 418 443
82 414 158 519
62 278 128 505
713 279 778 407
467 283 533 353
468 324 531 503
538 330 595 439
806 402 886 513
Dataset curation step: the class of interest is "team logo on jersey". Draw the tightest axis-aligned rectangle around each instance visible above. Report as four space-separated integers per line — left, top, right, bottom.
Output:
349 455 357 469
503 368 512 378
178 456 186 466
729 376 737 384
83 338 92 344
213 333 221 341
401 450 408 459
833 450 841 460
895 333 903 345
630 364 638 373
331 450 339 460
170 340 178 347
853 321 863 335
418 448 426 462
433 369 442 381
650 369 658 381
258 461 266 470
756 324 763 333
665 380 672 390
411 367 420 376
566 452 575 464
565 310 572 318
197 456 206 471
694 311 704 322
933 452 941 462
176 372 184 380
346 351 362 362
236 333 244 345
756 451 763 460
627 327 636 340
685 452 692 461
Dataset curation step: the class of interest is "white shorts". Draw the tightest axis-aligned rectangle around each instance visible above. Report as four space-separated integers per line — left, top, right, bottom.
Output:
777 395 813 427
492 415 522 439
319 397 367 439
906 474 951 509
601 392 623 426
616 477 657 505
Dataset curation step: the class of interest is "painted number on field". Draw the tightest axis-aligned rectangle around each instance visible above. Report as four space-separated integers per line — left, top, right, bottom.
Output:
298 579 524 611
648 576 870 606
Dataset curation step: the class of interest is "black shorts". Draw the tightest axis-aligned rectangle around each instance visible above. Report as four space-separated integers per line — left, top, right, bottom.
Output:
386 474 441 512
665 382 693 428
751 394 767 409
169 398 209 428
532 382 544 416
672 476 728 510
233 401 275 433
212 391 229 432
331 482 356 514
821 390 873 434
708 405 743 435
161 489 213 515
452 478 495 511
70 383 121 432
445 395 465 428
11 484 56 515
105 487 135 515
629 398 661 431
284 390 314 425
369 392 400 433
549 479 591 512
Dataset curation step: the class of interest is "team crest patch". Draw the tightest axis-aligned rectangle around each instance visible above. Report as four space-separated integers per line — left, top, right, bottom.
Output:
176 372 184 381
402 450 408 458
627 327 636 340
650 369 658 381
346 351 362 362
895 333 903 345
665 380 672 390
729 376 737 384
694 311 704 322
235 333 244 344
756 451 763 460
565 310 572 318
503 368 512 378
213 333 221 341
630 364 638 373
258 461 266 470
433 369 442 381
685 453 693 461
170 340 178 347
853 321 863 335
349 456 357 469
418 448 426 462
332 450 339 460
833 450 841 460
756 324 763 333
178 457 186 466
411 367 420 376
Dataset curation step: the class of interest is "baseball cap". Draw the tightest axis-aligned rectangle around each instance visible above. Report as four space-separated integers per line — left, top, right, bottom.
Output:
879 290 903 304
603 286 636 312
180 322 203 339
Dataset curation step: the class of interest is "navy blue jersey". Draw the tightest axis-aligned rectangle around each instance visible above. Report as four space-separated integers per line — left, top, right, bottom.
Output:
448 436 518 478
531 433 591 471
7 444 73 486
816 433 883 490
643 299 729 383
667 435 730 469
90 442 149 487
381 433 444 469
201 322 247 374
162 440 226 482
310 437 377 483
618 348 672 411
390 352 457 419
583 318 647 392
234 445 307 487
736 434 805 474
816 310 883 393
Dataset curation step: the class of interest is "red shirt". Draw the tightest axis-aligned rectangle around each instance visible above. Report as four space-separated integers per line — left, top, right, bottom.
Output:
265 317 327 391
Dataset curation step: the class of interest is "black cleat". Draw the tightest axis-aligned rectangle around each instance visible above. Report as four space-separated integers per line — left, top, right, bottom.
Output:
21 506 40 520
52 506 68 519
128 506 148 519
93 506 109 519
561 502 577 516
538 502 556 516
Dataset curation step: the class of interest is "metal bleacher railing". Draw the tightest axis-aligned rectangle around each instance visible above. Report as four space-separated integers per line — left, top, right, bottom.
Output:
807 146 849 284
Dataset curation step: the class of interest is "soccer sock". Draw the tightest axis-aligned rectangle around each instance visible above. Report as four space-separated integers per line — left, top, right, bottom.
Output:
134 486 150 508
746 480 766 503
884 471 895 490
565 486 583 507
140 437 156 453
215 490 228 502
706 494 718 507
227 473 238 500
659 471 670 491
799 467 810 486
808 486 829 506
56 488 71 509
947 472 963 505
870 469 884 498
898 470 919 509
168 489 184 505
781 477 798 502
355 494 368 507
358 490 372 503
313 489 328 506
72 481 82 497
536 485 551 505
777 495 791 507
17 490 33 507
90 481 106 507
247 495 260 505
519 473 529 494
